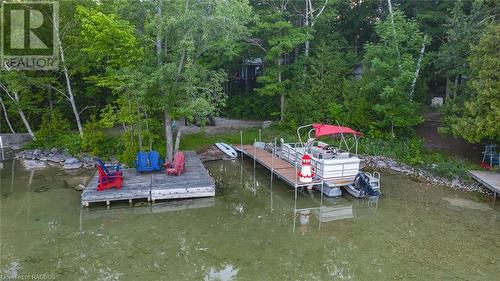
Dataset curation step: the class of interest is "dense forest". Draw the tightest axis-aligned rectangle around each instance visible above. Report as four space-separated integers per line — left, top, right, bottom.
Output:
0 0 498 163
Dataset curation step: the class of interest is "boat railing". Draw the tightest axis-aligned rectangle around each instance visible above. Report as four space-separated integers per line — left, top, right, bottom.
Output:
281 143 360 184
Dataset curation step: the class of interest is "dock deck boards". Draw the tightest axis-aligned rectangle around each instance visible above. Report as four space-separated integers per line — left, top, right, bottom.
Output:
235 145 322 188
81 151 215 207
469 170 500 196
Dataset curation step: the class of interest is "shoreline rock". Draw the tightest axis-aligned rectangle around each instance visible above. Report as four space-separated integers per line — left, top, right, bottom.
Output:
63 157 83 170
15 149 96 169
360 155 483 194
198 145 234 162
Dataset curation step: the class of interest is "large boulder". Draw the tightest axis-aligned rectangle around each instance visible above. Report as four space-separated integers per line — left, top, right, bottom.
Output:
63 157 82 170
431 97 444 107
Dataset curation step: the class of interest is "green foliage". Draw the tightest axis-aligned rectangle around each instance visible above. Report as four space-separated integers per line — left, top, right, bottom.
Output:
253 8 311 121
360 137 424 166
77 6 143 68
224 93 278 120
30 111 71 149
447 22 500 143
285 40 355 128
61 134 83 156
359 9 427 136
421 152 475 179
436 0 488 81
81 116 123 158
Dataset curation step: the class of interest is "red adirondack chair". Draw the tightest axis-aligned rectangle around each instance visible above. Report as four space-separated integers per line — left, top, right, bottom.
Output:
96 163 123 191
166 152 185 176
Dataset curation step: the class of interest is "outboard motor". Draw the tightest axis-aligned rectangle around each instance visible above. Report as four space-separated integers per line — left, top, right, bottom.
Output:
354 172 380 197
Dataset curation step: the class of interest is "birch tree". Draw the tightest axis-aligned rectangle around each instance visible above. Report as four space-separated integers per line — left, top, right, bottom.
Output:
253 2 310 122
302 0 329 58
0 94 16 134
0 72 35 138
361 9 428 136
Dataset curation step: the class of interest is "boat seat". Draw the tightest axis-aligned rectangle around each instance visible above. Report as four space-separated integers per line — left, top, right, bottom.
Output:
335 152 350 158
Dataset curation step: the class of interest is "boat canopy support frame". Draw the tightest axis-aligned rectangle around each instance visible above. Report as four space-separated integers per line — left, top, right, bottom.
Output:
296 123 361 155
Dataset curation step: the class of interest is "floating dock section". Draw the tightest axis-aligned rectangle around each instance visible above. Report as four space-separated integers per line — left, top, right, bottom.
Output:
469 170 500 199
81 151 215 207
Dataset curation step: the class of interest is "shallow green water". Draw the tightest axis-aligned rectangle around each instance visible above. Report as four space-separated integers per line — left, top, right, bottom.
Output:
1 159 499 280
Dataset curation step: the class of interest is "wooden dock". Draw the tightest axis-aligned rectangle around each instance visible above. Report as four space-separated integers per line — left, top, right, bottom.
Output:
469 170 500 199
81 151 215 207
235 145 323 188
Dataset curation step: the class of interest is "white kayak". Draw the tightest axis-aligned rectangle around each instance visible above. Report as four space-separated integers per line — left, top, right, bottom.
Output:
215 142 238 158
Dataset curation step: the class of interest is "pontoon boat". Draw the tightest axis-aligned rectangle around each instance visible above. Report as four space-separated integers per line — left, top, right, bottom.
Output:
280 123 380 198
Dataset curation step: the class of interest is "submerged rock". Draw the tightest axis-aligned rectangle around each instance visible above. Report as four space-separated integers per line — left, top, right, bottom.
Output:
199 145 225 162
63 157 82 170
21 159 48 169
134 201 148 207
34 185 51 193
74 184 86 191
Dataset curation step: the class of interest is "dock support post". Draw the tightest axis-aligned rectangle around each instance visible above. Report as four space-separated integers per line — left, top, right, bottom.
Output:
106 200 110 209
320 181 324 211
259 129 262 142
240 130 243 160
253 139 257 196
0 136 4 161
293 184 298 233
271 138 275 183
129 199 132 206
79 208 83 233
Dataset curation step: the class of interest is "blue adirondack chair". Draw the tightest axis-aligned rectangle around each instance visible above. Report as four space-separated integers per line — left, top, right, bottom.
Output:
482 144 499 167
135 151 164 173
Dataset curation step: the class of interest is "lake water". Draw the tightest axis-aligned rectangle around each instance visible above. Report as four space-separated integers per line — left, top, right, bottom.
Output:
1 159 499 280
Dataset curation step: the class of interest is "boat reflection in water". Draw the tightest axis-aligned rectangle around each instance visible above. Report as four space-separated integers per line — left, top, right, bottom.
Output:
294 205 354 234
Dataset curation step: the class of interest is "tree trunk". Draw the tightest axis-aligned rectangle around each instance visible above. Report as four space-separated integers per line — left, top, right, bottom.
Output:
164 112 173 162
304 0 310 58
0 94 16 134
387 0 401 68
13 92 34 138
445 78 451 99
47 86 54 110
453 76 459 99
174 125 182 154
156 0 163 65
409 34 427 101
278 58 284 122
57 35 83 135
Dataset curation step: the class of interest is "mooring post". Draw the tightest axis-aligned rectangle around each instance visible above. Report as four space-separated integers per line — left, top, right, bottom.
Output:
259 128 262 142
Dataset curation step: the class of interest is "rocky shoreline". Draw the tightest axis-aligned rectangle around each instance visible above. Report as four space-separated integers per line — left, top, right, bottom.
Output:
361 155 484 193
13 146 485 195
15 149 96 170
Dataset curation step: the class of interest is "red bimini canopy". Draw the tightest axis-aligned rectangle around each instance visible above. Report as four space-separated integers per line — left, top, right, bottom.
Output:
312 124 361 138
